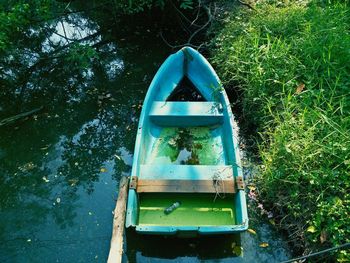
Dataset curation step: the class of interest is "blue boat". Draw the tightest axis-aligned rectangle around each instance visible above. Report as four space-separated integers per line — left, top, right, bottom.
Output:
125 47 248 236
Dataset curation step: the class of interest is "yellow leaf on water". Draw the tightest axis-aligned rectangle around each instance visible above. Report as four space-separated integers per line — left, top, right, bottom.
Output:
307 225 317 233
100 167 107 173
259 242 269 248
247 229 257 235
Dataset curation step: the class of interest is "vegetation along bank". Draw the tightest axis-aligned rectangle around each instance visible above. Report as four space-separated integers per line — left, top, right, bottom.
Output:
210 0 350 261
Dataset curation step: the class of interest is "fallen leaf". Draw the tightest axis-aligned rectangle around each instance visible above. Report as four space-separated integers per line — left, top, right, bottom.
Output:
27 239 31 242
88 211 93 215
247 229 257 235
40 144 51 150
269 219 276 226
56 197 61 203
100 167 107 173
259 242 269 248
232 244 242 255
42 176 49 183
18 162 36 172
307 225 316 233
320 230 327 243
296 83 305 94
247 185 256 191
68 178 79 186
74 162 79 166
114 154 121 160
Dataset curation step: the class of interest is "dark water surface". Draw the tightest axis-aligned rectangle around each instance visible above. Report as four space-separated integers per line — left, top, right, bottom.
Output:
0 15 292 262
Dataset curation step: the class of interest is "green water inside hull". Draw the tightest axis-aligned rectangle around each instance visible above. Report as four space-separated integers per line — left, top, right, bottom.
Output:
138 193 236 226
146 126 226 165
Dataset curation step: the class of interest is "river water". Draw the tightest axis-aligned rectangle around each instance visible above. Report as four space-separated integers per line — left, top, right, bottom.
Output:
0 14 292 263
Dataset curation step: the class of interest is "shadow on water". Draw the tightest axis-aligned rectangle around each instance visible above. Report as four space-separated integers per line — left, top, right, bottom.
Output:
125 220 291 262
0 7 292 262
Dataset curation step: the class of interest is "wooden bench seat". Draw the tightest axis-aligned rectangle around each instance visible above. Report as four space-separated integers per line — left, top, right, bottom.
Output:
130 164 238 193
149 101 224 126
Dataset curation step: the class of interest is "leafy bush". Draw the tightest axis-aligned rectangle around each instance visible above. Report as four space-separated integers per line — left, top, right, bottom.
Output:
211 1 350 261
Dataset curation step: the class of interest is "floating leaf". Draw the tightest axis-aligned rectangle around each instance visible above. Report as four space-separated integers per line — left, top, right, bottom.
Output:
269 219 276 226
247 228 257 235
42 176 49 183
18 162 36 172
27 239 31 242
40 144 51 150
100 167 107 173
88 211 93 216
74 162 79 166
68 178 79 186
56 197 61 203
114 154 121 160
259 242 269 248
233 244 242 255
307 225 316 233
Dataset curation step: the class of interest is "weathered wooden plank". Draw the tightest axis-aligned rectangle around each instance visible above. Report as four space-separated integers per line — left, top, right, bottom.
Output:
137 179 235 193
107 176 129 263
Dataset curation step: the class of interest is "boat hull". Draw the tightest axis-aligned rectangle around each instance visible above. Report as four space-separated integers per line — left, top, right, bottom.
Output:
125 47 248 235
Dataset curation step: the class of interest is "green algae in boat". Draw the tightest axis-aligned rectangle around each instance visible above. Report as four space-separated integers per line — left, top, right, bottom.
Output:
125 47 248 236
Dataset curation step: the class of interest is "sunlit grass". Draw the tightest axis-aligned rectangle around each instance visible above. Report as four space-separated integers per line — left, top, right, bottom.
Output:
211 0 350 260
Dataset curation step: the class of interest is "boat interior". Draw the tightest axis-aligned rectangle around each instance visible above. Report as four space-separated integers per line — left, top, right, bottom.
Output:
126 48 247 233
136 77 238 228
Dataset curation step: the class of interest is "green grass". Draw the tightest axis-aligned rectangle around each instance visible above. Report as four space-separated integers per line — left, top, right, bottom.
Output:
210 1 350 261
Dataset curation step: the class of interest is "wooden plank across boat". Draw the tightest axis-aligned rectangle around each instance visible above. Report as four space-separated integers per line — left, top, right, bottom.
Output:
125 47 248 236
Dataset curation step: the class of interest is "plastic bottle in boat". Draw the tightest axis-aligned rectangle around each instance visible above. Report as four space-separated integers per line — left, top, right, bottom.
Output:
164 201 181 215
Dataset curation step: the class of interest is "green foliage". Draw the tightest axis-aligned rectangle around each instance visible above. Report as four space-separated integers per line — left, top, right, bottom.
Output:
180 0 194 9
211 1 350 260
109 0 195 14
64 44 98 70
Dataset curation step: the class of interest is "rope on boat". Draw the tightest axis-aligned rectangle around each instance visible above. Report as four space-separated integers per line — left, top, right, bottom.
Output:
212 171 226 201
281 242 350 263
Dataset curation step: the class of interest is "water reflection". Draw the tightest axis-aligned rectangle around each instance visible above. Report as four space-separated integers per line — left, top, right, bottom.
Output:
0 9 293 262
0 20 167 261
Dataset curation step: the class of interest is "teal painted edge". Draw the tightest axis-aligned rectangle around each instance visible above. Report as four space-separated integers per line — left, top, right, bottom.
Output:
135 224 248 235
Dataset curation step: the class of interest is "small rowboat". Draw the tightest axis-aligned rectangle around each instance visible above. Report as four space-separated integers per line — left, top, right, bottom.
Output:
125 47 248 236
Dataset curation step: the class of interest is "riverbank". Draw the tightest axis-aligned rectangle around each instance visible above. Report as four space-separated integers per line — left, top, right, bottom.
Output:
210 1 350 261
